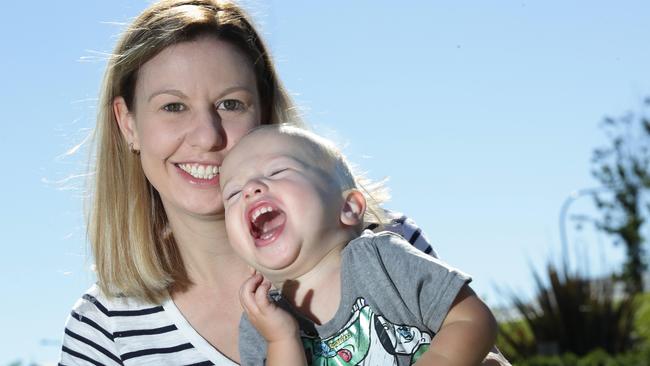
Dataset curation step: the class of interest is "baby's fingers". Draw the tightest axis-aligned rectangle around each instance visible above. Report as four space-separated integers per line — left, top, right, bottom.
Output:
239 272 264 316
254 279 273 312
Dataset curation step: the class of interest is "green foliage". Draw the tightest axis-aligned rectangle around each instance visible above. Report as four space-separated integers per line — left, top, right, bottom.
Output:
499 291 650 363
498 260 637 361
496 318 534 358
510 347 650 366
591 98 650 295
636 293 650 347
514 353 576 366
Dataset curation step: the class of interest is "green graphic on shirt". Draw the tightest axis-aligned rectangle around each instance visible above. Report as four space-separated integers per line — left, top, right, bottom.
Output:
301 298 432 365
410 343 430 364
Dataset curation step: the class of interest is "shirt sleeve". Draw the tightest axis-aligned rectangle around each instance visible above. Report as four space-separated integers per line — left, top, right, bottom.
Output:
370 232 470 332
368 210 439 258
59 291 123 365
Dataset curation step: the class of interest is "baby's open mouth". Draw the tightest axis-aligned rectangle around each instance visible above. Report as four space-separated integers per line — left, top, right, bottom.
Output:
248 204 286 242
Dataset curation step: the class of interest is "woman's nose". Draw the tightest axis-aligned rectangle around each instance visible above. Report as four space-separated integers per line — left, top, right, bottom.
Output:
243 180 267 200
187 108 225 151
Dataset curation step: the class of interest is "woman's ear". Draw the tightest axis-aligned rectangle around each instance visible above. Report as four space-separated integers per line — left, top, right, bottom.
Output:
113 96 140 149
340 189 367 226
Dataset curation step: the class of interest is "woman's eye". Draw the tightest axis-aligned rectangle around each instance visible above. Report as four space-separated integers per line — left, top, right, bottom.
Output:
217 99 245 112
162 103 185 112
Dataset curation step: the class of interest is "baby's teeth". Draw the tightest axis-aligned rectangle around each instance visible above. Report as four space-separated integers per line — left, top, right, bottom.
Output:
252 206 273 222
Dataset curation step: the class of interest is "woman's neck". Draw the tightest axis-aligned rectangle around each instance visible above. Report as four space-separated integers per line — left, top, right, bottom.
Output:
166 209 249 288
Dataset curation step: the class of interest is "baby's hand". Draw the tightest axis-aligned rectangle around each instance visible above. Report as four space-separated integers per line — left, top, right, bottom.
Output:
239 272 300 343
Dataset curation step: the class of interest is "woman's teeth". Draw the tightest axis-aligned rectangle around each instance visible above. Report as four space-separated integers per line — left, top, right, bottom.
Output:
178 163 219 179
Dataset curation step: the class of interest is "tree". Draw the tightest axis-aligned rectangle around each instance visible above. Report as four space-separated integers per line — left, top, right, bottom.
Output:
498 100 650 362
591 97 650 295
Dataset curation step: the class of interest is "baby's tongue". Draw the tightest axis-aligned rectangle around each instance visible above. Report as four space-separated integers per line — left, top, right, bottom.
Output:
259 212 286 239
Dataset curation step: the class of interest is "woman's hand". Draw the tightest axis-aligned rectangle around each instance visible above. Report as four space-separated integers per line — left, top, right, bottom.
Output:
481 348 512 366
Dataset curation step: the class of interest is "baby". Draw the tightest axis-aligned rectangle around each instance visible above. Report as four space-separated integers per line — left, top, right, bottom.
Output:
220 125 497 365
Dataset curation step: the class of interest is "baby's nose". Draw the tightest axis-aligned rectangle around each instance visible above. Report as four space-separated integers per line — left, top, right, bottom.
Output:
243 180 267 199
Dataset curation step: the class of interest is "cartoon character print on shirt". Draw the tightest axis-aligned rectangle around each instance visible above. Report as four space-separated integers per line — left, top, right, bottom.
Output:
301 298 432 365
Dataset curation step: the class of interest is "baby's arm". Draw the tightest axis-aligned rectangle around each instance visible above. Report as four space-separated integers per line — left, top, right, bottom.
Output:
239 272 307 366
416 285 497 366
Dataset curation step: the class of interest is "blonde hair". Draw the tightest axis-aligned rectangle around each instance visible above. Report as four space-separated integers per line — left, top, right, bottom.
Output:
90 0 301 302
244 124 391 227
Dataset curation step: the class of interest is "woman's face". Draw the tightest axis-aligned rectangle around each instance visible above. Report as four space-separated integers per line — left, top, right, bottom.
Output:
116 36 261 218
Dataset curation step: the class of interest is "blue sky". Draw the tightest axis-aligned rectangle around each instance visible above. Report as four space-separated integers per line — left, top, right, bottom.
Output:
2 1 649 364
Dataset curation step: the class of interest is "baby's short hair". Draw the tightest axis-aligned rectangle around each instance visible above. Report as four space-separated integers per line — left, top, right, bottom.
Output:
243 124 390 227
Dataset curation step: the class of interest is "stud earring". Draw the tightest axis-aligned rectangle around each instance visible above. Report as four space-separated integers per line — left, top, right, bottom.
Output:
129 142 140 155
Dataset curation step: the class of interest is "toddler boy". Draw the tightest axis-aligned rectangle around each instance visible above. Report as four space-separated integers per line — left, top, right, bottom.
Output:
220 125 497 365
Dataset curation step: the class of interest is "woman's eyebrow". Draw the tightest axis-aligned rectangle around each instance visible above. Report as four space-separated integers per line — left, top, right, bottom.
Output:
147 89 187 102
216 85 256 98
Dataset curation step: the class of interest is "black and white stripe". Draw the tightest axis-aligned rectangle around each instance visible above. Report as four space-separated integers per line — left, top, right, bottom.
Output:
367 210 438 258
59 285 226 365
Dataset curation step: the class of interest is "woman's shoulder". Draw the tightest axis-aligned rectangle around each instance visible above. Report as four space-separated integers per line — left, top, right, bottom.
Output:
65 283 168 339
61 284 177 364
71 283 164 316
366 209 439 258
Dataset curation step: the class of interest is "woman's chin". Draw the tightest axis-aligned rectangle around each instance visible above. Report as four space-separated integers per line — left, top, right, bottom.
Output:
181 195 227 216
160 191 226 219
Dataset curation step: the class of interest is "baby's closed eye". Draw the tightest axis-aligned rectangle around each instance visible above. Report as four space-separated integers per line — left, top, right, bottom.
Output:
267 168 289 177
223 186 242 201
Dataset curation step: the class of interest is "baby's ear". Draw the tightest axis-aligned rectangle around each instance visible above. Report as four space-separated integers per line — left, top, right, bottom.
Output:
340 189 367 226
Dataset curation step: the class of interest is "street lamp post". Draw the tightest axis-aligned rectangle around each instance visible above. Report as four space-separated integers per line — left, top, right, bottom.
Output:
558 187 608 275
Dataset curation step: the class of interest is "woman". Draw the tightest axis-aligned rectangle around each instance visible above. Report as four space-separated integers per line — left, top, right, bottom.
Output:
59 1 507 364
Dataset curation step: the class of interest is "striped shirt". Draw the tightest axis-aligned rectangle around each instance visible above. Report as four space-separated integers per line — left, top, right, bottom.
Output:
59 213 436 365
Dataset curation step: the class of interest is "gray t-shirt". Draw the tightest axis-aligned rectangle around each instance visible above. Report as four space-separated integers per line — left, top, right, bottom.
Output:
239 230 471 365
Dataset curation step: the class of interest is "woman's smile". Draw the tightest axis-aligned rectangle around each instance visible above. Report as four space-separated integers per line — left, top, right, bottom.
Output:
176 162 221 186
